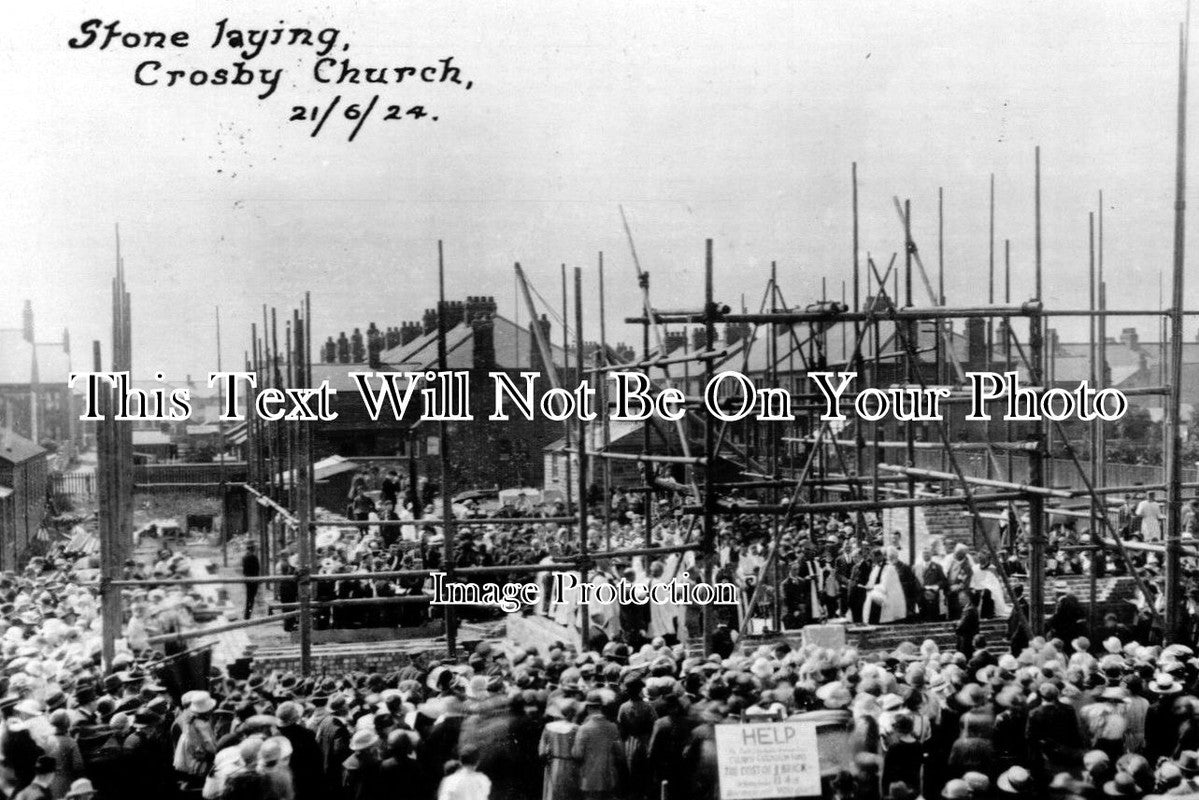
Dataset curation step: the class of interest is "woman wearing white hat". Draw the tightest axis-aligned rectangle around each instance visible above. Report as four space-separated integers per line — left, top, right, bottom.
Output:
257 735 295 800
172 691 216 792
63 778 95 799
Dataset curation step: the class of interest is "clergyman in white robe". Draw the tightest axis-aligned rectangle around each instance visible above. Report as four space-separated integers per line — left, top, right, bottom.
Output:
862 551 907 623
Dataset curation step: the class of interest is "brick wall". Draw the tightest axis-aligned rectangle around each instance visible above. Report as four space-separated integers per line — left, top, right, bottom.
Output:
253 649 422 674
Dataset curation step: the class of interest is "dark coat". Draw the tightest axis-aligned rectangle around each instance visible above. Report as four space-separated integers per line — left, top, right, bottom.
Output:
2 725 43 791
1026 701 1083 768
882 738 923 791
279 722 324 800
956 605 980 655
315 715 351 795
122 726 173 800
894 561 921 615
921 559 948 589
948 736 995 780
571 713 624 794
341 752 386 800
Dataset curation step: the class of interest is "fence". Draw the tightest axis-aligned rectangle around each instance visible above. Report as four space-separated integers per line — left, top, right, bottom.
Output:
51 462 250 503
133 461 249 485
51 472 95 501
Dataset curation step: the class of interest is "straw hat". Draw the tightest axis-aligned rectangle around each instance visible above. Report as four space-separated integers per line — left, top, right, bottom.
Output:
187 691 216 714
997 765 1032 794
349 729 379 752
64 779 96 799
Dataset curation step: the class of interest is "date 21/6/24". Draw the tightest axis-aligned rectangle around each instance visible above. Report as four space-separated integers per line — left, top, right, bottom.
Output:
289 95 436 141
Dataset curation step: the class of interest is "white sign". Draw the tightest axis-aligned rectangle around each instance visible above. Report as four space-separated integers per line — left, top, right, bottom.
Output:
801 623 847 650
715 722 821 800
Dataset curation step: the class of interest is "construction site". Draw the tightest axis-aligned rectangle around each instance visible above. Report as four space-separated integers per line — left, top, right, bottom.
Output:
67 110 1199 677
13 4 1199 798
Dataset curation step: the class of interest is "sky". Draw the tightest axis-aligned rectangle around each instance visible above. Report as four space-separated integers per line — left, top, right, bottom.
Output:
0 1 1193 381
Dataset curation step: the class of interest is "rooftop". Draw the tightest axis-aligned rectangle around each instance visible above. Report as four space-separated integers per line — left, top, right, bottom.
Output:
0 430 45 464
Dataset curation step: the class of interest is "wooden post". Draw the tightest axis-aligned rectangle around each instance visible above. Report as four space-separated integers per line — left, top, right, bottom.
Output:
853 166 865 486
575 267 590 648
702 239 716 654
561 264 574 513
1088 212 1099 632
770 262 781 630
598 253 612 551
1097 196 1107 492
95 340 118 669
1029 147 1046 636
295 310 313 675
903 200 917 559
217 307 228 567
270 307 284 554
252 325 270 568
1005 240 1013 483
642 272 653 550
1165 22 1189 642
987 176 996 481
437 242 457 658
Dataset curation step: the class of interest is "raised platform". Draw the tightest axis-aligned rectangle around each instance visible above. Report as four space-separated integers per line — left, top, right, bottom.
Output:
242 620 504 672
249 638 439 673
291 624 443 645
845 617 1010 653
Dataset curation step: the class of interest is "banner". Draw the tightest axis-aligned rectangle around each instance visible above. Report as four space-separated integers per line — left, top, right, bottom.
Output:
715 721 821 799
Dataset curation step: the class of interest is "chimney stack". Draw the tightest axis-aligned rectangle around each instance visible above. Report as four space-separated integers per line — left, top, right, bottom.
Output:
322 336 336 363
1120 327 1139 347
442 300 466 331
350 328 365 363
664 332 686 354
530 315 553 373
469 296 497 370
966 318 987 370
724 322 750 346
367 322 383 368
465 295 498 324
422 308 438 335
401 321 422 345
336 332 350 364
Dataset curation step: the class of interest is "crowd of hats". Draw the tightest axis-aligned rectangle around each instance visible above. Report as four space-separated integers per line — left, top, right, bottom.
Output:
5 508 1196 800
0 544 225 799
142 631 1199 799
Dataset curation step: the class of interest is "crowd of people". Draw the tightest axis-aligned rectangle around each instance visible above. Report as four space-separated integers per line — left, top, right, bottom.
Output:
4 530 1199 800
247 469 1189 656
3 468 1198 800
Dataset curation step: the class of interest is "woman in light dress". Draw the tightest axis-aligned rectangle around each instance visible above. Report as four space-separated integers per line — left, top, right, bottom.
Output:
539 699 581 800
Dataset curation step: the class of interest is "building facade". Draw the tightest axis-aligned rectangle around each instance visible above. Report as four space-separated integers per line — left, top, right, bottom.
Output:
0 431 48 569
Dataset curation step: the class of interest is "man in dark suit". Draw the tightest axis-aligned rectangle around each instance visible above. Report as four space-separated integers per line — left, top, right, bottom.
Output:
955 590 980 657
893 557 921 622
572 693 625 797
780 564 806 629
833 544 856 618
315 695 351 796
1026 683 1083 782
946 544 974 619
276 701 323 800
917 549 949 621
1007 584 1031 655
794 544 825 624
241 543 261 620
848 549 873 624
